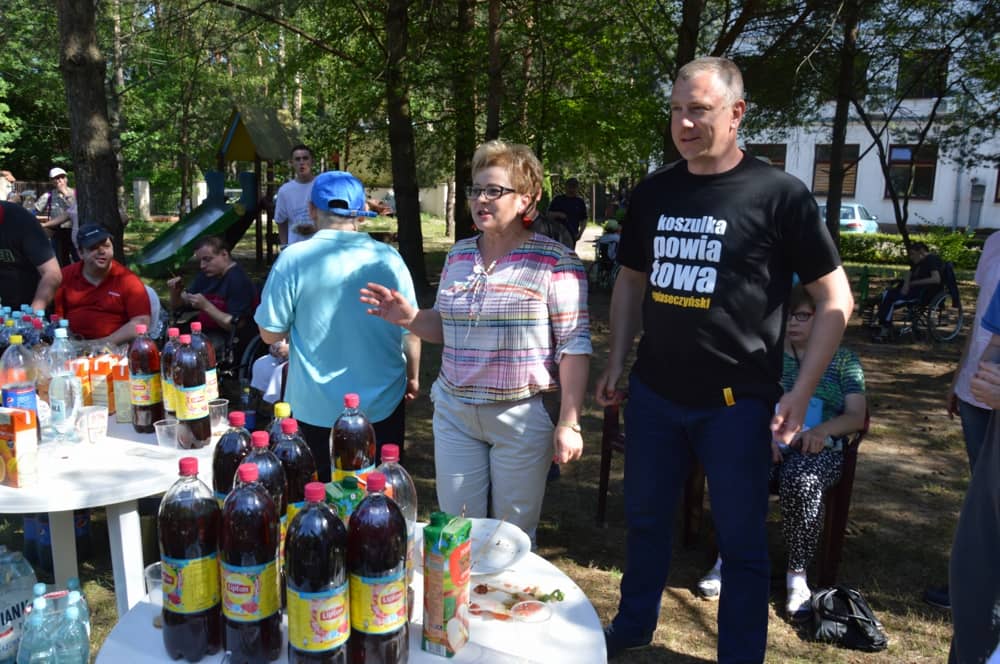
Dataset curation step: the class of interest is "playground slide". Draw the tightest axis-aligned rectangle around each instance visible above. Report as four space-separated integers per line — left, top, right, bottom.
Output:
130 171 257 278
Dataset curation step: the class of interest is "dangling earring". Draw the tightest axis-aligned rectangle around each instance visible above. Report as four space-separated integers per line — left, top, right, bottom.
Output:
521 213 533 229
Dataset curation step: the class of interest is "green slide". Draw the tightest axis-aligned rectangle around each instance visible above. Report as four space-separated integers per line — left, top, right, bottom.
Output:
130 171 257 278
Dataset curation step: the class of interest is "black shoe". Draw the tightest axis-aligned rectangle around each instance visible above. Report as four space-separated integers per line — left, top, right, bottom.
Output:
923 585 950 609
604 623 651 660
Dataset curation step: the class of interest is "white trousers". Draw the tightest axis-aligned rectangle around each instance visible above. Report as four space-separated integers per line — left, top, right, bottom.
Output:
430 381 554 540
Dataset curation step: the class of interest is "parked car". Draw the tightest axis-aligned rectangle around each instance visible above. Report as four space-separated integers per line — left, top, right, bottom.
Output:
818 203 880 234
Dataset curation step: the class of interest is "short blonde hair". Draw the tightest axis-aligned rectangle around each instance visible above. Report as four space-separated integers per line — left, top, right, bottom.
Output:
676 56 744 105
471 140 543 199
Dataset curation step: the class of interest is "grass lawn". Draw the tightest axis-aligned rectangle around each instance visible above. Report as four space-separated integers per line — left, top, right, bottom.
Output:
1 217 968 661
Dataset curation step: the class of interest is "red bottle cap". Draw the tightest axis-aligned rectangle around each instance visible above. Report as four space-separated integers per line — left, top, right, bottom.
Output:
280 418 298 434
344 393 360 409
32 319 42 329
191 321 202 332
381 444 399 463
135 323 147 334
167 327 180 338
237 463 258 482
366 472 386 493
229 411 246 427
304 482 325 503
251 430 270 448
179 457 198 476
51 315 61 323
179 334 192 344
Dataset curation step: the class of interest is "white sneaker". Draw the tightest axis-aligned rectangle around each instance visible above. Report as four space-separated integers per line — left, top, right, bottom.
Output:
697 567 721 599
786 585 813 622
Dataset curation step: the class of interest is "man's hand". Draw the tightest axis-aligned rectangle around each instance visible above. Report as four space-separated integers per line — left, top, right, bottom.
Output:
791 428 827 455
946 391 960 419
594 367 626 407
553 426 583 464
771 389 810 444
184 292 209 310
405 377 419 401
969 361 1000 409
269 339 289 360
167 276 184 293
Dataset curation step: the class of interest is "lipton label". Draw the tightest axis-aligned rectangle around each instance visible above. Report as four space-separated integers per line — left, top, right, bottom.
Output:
287 581 349 652
220 560 279 622
161 553 220 614
349 568 406 635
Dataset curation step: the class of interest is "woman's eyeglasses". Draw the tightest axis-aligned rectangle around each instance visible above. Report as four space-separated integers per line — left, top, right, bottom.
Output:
789 311 814 322
465 185 517 201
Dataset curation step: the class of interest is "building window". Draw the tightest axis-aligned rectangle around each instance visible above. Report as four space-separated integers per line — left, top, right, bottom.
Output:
897 49 949 99
886 144 937 200
813 144 859 196
747 144 786 170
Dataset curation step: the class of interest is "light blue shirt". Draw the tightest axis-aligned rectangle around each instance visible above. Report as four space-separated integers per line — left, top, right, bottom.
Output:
254 229 416 426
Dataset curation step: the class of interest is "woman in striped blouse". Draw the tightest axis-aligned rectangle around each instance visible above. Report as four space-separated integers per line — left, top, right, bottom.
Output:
362 140 592 539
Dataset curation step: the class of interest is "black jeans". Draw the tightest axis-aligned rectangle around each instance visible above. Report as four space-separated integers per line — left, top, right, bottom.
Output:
299 397 406 483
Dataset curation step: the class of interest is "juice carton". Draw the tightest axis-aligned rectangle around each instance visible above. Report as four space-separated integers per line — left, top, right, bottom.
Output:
0 407 39 488
111 361 132 423
422 511 471 657
89 355 116 415
324 476 364 525
70 359 93 407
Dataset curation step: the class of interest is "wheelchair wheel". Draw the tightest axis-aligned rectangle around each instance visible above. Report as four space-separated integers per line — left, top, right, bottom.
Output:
927 292 964 342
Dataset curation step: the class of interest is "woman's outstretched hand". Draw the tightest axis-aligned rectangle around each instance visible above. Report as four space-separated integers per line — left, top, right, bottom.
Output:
360 282 416 328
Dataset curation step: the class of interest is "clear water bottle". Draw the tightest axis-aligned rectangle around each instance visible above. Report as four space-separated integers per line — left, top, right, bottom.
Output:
52 605 88 664
46 329 82 443
66 591 89 639
1 335 38 415
14 606 54 664
376 444 418 588
0 547 38 664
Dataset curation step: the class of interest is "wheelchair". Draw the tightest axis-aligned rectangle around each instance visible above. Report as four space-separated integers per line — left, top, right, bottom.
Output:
862 262 964 343
588 238 620 292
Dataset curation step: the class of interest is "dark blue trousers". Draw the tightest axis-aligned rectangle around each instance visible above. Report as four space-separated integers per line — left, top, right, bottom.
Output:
611 375 772 663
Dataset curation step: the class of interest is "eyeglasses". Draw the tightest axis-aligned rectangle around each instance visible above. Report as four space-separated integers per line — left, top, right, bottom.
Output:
789 311 814 322
465 184 517 201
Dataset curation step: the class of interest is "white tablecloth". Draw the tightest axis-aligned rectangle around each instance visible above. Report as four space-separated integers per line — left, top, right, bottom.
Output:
0 419 216 614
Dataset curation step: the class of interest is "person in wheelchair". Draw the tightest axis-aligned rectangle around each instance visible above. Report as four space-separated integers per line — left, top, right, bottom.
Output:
698 285 867 621
588 219 621 290
873 241 942 341
167 235 256 356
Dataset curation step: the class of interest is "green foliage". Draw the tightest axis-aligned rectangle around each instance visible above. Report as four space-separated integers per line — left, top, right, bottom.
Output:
839 230 982 270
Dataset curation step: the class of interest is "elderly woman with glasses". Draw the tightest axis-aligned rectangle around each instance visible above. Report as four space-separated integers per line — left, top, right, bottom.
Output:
698 284 866 620
361 140 591 540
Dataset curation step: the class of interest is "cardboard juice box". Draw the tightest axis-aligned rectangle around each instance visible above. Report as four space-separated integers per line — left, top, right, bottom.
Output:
0 407 38 488
422 511 471 657
112 361 132 423
90 355 116 414
324 477 365 525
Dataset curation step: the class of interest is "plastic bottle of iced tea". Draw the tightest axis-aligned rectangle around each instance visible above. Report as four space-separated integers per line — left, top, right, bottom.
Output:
220 463 282 663
212 411 252 506
189 321 218 401
158 457 222 661
173 335 211 449
127 323 164 434
347 472 408 664
285 481 349 663
331 394 375 485
160 327 181 417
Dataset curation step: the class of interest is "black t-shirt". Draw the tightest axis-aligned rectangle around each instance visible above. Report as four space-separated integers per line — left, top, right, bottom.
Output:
188 262 255 330
548 194 588 239
617 154 841 407
0 202 56 308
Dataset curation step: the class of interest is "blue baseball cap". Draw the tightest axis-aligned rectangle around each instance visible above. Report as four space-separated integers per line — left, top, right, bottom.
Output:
76 224 112 250
309 171 377 218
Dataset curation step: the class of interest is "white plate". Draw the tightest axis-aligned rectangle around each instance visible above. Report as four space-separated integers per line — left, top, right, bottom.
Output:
469 518 530 576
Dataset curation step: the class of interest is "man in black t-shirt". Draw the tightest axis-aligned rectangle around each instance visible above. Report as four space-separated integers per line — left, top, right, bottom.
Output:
874 241 942 338
0 201 62 311
547 177 588 243
595 57 854 662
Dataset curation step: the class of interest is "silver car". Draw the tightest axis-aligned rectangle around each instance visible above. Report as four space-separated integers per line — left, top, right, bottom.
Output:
819 203 880 234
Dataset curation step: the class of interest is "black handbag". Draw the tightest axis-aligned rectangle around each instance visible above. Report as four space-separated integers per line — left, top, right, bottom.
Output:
809 585 889 652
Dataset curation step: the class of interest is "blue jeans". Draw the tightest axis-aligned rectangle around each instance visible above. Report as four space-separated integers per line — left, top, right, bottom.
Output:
958 398 991 472
612 375 771 663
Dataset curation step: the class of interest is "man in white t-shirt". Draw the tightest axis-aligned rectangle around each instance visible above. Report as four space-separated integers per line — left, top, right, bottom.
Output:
274 144 316 246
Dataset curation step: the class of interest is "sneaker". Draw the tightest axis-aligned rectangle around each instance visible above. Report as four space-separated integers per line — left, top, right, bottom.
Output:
697 567 721 599
786 585 813 622
603 623 651 660
923 585 950 609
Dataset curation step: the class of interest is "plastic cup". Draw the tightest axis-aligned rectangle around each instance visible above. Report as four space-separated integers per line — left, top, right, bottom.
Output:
209 399 229 435
78 405 108 444
144 561 163 628
154 419 179 448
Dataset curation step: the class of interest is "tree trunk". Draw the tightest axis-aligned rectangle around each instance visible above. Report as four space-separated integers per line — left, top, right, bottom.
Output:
385 0 427 287
485 0 502 140
452 0 476 242
109 0 128 225
56 0 124 260
661 0 704 163
445 178 455 238
825 1 860 248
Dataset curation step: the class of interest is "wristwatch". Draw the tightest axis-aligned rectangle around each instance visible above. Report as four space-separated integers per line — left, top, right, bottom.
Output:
558 421 582 433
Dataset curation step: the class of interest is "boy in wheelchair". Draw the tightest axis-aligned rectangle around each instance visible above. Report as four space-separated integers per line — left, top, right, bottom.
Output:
589 219 621 290
871 242 942 341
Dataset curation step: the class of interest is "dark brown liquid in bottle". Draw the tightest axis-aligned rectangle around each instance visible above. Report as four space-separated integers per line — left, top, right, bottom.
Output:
286 499 348 663
347 493 408 664
213 428 252 504
128 332 164 433
159 476 222 660
221 480 282 663
161 336 179 416
331 410 375 480
173 342 212 449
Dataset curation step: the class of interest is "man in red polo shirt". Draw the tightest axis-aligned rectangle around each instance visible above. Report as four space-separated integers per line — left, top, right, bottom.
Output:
54 224 151 346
